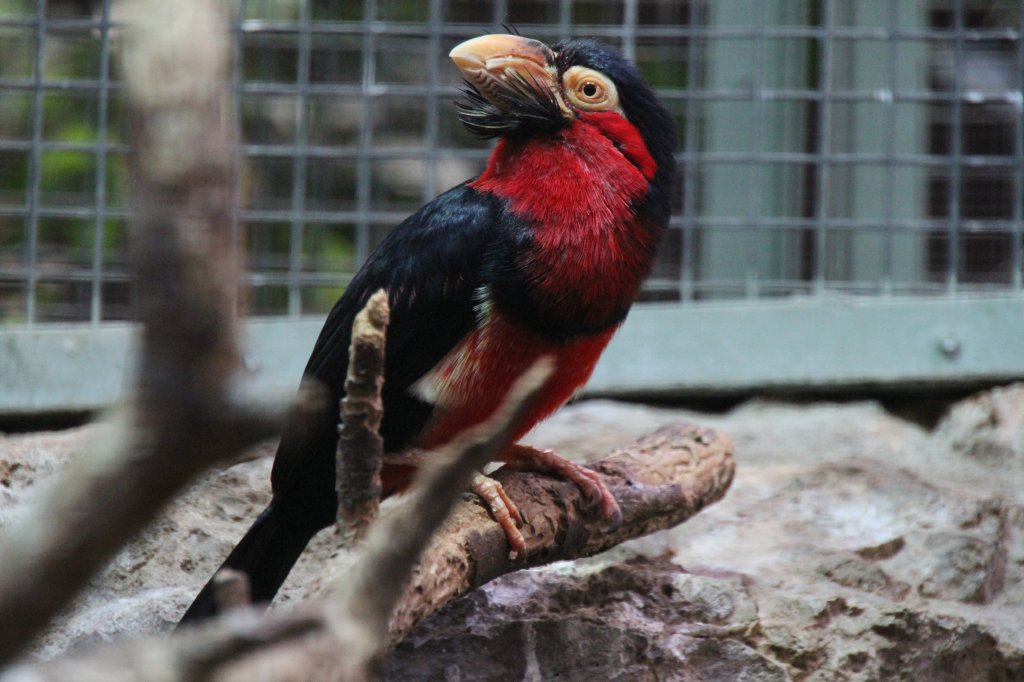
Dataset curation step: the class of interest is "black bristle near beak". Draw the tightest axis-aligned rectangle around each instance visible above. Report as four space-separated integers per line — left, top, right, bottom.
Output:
454 71 565 139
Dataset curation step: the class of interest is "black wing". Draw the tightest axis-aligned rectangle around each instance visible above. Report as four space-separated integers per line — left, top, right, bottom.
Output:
269 183 505 524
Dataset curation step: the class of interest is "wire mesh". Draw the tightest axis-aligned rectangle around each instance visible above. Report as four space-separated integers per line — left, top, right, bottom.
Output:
0 0 1021 325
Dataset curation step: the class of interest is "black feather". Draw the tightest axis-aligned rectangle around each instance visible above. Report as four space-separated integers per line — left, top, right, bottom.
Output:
179 185 518 623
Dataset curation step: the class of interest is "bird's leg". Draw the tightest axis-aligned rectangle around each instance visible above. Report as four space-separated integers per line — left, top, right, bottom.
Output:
502 444 623 530
385 449 526 559
471 473 526 559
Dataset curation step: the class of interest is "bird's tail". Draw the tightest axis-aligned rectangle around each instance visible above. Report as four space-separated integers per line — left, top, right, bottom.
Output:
177 501 319 626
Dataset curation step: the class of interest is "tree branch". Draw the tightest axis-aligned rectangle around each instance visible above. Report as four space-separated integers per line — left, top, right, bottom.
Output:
0 0 292 665
336 289 389 539
0 423 733 682
384 422 734 644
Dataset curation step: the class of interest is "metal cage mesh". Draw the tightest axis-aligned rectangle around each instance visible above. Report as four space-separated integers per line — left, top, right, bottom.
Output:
1 0 1022 325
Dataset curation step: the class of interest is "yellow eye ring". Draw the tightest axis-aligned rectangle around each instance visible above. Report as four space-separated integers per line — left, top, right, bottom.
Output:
562 66 619 112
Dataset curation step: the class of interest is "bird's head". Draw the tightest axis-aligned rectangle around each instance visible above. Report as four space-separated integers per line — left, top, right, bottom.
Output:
450 33 675 215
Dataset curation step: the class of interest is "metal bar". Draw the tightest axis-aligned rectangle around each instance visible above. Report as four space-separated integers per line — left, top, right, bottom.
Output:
89 0 112 324
4 137 1021 169
0 16 122 30
0 79 128 92
5 203 1018 236
880 1 898 297
24 0 46 325
0 12 1014 42
0 139 130 153
679 3 701 303
354 0 378 268
1014 7 1024 291
558 0 571 41
231 0 246 314
11 268 1015 295
220 19 1019 42
0 269 354 287
492 0 508 31
947 0 964 295
0 206 129 219
621 0 637 62
238 80 1020 104
665 216 1022 232
233 145 1015 168
286 0 312 316
193 83 1024 106
588 296 1024 395
745 0 767 300
422 0 442 202
679 277 961 292
670 151 1020 166
18 71 1018 107
813 0 834 296
0 270 128 283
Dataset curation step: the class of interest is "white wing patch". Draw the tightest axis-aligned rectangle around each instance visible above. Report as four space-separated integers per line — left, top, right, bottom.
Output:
410 296 495 409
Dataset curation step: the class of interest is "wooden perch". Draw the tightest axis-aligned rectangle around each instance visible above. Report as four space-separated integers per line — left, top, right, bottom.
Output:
385 422 734 643
0 424 734 682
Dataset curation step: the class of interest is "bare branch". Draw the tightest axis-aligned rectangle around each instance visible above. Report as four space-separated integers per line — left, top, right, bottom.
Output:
213 570 253 614
0 0 290 664
384 422 734 643
0 610 324 682
337 289 390 538
0 422 733 682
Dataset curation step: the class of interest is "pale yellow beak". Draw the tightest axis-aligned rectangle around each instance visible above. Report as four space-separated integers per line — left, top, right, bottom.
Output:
449 34 557 109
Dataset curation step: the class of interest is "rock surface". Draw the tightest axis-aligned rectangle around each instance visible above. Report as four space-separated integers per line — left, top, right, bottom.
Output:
1 385 1023 680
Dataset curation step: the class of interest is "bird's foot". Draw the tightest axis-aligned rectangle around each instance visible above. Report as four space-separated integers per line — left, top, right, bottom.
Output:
386 450 527 557
471 472 526 560
503 444 622 531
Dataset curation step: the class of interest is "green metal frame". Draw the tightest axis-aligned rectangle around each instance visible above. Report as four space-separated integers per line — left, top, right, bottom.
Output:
3 296 1022 415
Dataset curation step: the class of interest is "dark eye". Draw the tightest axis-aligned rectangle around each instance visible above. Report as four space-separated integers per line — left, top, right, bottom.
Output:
563 67 617 110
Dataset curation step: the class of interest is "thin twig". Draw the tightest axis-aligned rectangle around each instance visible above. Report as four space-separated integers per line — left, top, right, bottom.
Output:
213 570 253 613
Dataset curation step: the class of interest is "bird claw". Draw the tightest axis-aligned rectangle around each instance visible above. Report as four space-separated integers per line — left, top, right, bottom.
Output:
470 443 623 560
503 445 622 532
472 473 527 560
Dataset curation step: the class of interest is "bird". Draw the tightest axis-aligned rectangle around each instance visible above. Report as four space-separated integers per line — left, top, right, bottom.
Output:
179 32 676 624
